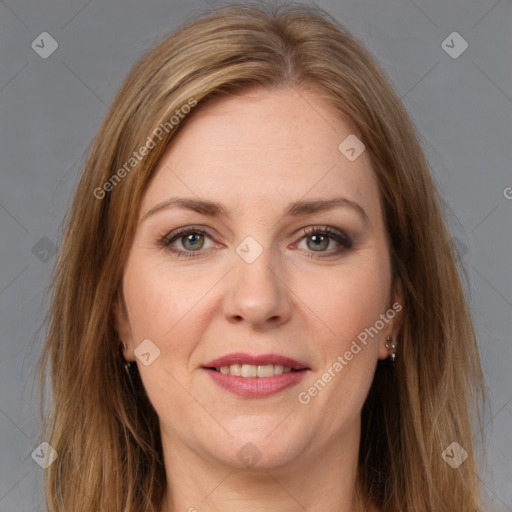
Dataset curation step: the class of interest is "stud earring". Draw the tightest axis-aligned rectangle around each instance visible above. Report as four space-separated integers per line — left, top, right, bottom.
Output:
385 335 398 363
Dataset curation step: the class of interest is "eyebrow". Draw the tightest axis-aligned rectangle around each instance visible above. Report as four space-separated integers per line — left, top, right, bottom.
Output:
142 196 369 224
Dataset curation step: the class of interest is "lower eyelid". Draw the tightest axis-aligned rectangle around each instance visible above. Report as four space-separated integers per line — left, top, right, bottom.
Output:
294 239 350 258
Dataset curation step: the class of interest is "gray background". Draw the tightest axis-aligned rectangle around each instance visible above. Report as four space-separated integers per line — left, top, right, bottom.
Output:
0 0 510 510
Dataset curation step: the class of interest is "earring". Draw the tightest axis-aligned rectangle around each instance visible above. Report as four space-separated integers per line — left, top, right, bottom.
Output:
385 335 397 363
119 340 134 374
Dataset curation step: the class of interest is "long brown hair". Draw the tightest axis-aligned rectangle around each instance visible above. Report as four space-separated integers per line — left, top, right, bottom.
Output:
36 2 485 511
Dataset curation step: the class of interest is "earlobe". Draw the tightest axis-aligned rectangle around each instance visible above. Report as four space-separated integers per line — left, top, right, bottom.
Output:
378 335 393 360
378 278 405 360
378 332 399 361
385 336 398 362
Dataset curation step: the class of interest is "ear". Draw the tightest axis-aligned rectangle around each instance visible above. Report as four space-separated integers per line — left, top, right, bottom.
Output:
378 277 405 360
112 288 134 360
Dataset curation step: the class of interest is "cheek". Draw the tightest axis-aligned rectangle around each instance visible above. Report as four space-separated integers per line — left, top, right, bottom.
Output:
295 267 386 421
121 259 208 422
299 256 391 352
122 256 215 341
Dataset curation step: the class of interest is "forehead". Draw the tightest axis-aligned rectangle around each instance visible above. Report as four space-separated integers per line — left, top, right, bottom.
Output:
141 87 380 219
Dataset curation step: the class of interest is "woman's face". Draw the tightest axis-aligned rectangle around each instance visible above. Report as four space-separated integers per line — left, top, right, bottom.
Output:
115 86 402 470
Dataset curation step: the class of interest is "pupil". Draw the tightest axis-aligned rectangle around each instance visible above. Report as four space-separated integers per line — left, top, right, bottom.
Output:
184 233 203 250
309 234 328 251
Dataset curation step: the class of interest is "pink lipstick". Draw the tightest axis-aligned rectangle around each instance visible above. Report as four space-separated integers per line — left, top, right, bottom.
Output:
202 352 310 398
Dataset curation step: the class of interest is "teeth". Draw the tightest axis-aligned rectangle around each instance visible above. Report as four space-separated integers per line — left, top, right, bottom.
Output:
216 363 293 377
229 363 241 376
257 364 274 378
241 364 257 377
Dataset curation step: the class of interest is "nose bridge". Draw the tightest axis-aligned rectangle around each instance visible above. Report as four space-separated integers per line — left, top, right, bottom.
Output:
222 234 293 327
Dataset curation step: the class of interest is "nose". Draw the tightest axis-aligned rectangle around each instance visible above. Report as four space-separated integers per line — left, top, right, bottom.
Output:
221 249 293 330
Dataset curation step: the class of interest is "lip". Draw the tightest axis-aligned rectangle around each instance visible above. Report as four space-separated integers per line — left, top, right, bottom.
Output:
203 368 308 398
203 352 309 370
202 352 310 398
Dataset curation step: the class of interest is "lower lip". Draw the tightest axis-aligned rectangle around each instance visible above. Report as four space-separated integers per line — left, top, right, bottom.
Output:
202 368 308 398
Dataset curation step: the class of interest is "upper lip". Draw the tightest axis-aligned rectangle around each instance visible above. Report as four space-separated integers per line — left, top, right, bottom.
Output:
203 352 309 370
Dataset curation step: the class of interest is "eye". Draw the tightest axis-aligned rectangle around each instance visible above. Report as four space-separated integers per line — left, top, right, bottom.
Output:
161 226 216 258
160 225 353 259
295 226 352 258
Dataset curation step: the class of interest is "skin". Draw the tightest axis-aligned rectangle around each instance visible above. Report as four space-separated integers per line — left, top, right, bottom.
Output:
115 85 403 512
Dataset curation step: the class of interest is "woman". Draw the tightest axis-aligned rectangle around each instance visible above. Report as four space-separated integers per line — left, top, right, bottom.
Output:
37 2 485 511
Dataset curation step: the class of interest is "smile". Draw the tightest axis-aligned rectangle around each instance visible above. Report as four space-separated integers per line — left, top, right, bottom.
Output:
202 353 310 398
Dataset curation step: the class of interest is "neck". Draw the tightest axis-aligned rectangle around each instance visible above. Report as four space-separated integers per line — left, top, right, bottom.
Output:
159 419 375 512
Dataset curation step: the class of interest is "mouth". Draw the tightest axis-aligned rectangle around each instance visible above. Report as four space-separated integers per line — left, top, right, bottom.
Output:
203 352 309 375
202 353 310 397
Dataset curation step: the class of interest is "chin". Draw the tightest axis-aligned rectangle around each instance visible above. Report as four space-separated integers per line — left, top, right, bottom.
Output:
200 421 307 470
215 441 301 471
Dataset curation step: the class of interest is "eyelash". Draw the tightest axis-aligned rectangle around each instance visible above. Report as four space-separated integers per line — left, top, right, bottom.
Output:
160 225 352 259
